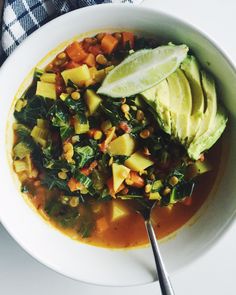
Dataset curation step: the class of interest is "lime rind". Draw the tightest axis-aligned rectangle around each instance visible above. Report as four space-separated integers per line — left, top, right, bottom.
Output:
97 44 189 98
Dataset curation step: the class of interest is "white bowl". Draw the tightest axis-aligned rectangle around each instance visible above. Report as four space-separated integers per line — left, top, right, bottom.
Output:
0 4 236 287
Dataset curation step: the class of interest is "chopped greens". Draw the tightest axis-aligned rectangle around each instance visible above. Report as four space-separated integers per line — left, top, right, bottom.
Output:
12 31 224 246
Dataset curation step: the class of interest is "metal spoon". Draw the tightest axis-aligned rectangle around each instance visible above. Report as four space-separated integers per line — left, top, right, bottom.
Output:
136 200 175 295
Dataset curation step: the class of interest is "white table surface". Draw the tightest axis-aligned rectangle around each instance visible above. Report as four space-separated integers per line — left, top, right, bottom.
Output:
1 0 236 294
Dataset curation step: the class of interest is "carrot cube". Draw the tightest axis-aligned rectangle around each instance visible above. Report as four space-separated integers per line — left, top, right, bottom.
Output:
66 42 88 62
101 34 118 54
83 53 96 67
96 217 109 233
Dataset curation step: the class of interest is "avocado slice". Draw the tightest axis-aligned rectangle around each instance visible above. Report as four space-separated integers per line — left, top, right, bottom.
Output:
174 69 192 144
186 70 218 158
141 69 192 143
188 105 227 159
194 71 217 139
181 56 204 143
167 71 183 138
140 56 227 160
141 79 172 134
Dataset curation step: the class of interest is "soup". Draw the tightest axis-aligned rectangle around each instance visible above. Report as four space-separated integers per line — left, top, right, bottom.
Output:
12 31 226 248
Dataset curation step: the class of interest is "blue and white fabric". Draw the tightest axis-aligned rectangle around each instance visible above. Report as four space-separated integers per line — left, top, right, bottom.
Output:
0 0 142 64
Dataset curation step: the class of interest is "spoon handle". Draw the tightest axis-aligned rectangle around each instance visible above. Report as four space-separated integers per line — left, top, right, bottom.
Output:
145 220 175 295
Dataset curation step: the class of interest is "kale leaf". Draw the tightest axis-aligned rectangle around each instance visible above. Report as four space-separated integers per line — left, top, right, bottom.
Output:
74 145 95 168
47 101 73 141
41 171 71 192
45 199 79 228
14 96 50 127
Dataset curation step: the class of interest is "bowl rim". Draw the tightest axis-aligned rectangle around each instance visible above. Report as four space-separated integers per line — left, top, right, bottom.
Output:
0 3 236 286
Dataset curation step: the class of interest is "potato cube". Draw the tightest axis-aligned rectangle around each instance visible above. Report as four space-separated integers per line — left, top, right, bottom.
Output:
36 81 56 99
124 151 154 172
74 117 90 134
84 89 102 115
108 134 136 156
40 73 56 83
112 163 130 192
111 201 129 222
61 64 91 84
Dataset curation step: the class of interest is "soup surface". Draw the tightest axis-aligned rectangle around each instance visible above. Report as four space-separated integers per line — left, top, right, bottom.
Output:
12 31 225 248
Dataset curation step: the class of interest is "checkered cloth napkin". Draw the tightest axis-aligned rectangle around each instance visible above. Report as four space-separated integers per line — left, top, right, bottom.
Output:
0 0 142 64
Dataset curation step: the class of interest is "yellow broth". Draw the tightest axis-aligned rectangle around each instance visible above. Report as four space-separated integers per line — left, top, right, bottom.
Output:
12 32 225 249
21 139 221 249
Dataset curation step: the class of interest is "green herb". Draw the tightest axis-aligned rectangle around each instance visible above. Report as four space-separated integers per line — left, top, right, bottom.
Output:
45 199 79 228
74 172 95 194
112 155 129 165
48 101 73 141
14 96 51 127
100 98 124 125
78 220 93 238
74 145 95 168
42 172 70 192
67 79 78 90
43 158 74 172
168 181 195 205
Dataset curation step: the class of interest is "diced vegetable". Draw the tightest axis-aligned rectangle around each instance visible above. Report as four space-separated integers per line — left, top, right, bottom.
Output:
83 53 96 67
111 201 129 222
13 160 28 173
101 34 118 54
107 134 136 156
31 126 48 147
127 171 145 188
68 177 83 192
186 160 212 179
25 154 34 178
98 126 116 152
152 180 163 191
74 116 90 134
96 217 109 232
112 163 130 192
37 119 48 129
15 99 27 112
124 151 154 172
149 191 161 200
65 42 88 62
104 126 116 143
84 89 102 115
61 65 91 84
193 160 212 174
107 177 125 197
13 141 32 159
40 73 56 83
60 93 69 101
36 81 56 99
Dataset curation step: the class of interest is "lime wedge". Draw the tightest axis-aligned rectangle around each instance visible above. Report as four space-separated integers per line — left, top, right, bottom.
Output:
97 44 189 98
